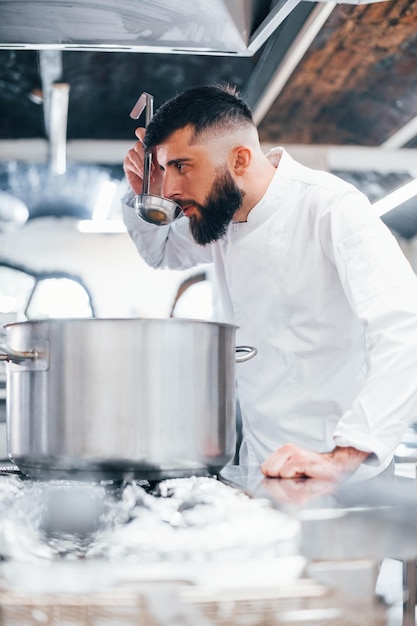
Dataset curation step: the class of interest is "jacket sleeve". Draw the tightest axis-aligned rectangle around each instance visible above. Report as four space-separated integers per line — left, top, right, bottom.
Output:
322 188 417 467
122 191 213 270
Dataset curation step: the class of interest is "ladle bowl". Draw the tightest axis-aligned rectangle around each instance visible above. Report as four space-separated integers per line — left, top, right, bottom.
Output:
135 194 183 226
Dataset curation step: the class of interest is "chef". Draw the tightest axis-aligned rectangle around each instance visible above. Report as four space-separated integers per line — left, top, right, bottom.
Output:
123 84 417 483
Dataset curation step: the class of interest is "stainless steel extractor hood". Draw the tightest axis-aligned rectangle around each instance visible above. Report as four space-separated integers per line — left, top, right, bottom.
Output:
0 0 393 56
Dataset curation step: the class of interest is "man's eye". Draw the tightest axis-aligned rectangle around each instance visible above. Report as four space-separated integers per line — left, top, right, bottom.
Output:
176 163 185 172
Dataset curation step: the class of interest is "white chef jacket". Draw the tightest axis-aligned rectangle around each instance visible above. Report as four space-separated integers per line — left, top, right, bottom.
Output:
123 148 417 479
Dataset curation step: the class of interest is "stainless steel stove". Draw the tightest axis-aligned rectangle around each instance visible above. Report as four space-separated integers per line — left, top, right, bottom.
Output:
0 470 387 625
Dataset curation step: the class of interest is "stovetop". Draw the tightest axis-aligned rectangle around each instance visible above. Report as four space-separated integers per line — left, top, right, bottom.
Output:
0 466 392 626
0 470 301 564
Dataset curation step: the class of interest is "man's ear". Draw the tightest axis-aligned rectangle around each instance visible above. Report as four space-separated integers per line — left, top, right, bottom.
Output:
231 146 251 176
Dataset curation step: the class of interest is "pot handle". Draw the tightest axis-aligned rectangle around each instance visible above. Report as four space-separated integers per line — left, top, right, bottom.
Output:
0 342 41 363
235 345 257 363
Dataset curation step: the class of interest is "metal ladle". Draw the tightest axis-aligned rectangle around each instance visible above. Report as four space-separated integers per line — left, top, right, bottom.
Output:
130 92 182 226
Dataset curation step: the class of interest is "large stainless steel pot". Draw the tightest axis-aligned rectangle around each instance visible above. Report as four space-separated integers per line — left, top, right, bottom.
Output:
0 318 256 481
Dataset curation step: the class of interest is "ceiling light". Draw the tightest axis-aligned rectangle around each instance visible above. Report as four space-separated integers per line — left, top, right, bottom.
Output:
372 179 417 216
77 219 127 234
91 180 118 220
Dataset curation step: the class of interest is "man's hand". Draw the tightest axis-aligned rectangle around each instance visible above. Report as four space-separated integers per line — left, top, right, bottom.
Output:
123 128 165 196
260 443 370 482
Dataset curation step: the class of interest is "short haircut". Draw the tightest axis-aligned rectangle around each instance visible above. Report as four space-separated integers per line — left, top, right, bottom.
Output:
143 84 254 150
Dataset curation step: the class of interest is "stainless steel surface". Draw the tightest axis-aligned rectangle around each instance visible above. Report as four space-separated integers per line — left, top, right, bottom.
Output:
221 465 417 562
0 341 43 363
234 345 257 363
134 194 183 226
0 475 301 562
3 317 252 480
130 91 182 226
0 424 6 459
0 472 388 626
0 0 389 56
0 0 300 56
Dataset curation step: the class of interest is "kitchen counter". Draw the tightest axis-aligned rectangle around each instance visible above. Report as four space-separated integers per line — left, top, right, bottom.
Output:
221 464 417 625
220 464 417 559
0 465 414 625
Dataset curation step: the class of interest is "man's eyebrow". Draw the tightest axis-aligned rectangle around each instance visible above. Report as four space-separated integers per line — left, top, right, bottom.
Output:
166 157 192 167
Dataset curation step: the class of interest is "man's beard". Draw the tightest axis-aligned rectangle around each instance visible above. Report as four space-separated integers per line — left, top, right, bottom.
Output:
182 168 244 246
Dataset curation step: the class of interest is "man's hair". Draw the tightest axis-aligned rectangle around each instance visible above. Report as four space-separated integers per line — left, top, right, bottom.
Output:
143 84 254 150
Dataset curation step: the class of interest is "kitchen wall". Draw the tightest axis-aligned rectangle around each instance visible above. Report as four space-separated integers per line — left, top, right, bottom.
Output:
0 216 211 320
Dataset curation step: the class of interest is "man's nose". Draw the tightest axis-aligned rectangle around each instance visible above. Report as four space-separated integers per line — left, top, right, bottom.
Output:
161 170 181 200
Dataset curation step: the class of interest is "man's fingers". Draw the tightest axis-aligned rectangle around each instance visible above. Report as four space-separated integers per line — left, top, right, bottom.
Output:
127 146 144 173
260 444 340 481
260 446 294 477
263 459 305 478
135 127 146 142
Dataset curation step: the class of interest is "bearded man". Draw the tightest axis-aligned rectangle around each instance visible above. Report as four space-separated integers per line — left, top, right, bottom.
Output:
123 84 417 483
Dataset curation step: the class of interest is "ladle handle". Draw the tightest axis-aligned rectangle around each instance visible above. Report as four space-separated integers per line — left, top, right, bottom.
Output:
129 91 154 196
142 93 153 195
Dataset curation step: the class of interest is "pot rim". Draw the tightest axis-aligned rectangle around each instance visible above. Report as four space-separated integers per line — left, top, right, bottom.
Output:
4 317 238 330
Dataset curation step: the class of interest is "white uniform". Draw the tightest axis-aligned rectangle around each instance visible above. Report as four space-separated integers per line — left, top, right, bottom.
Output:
123 148 417 479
